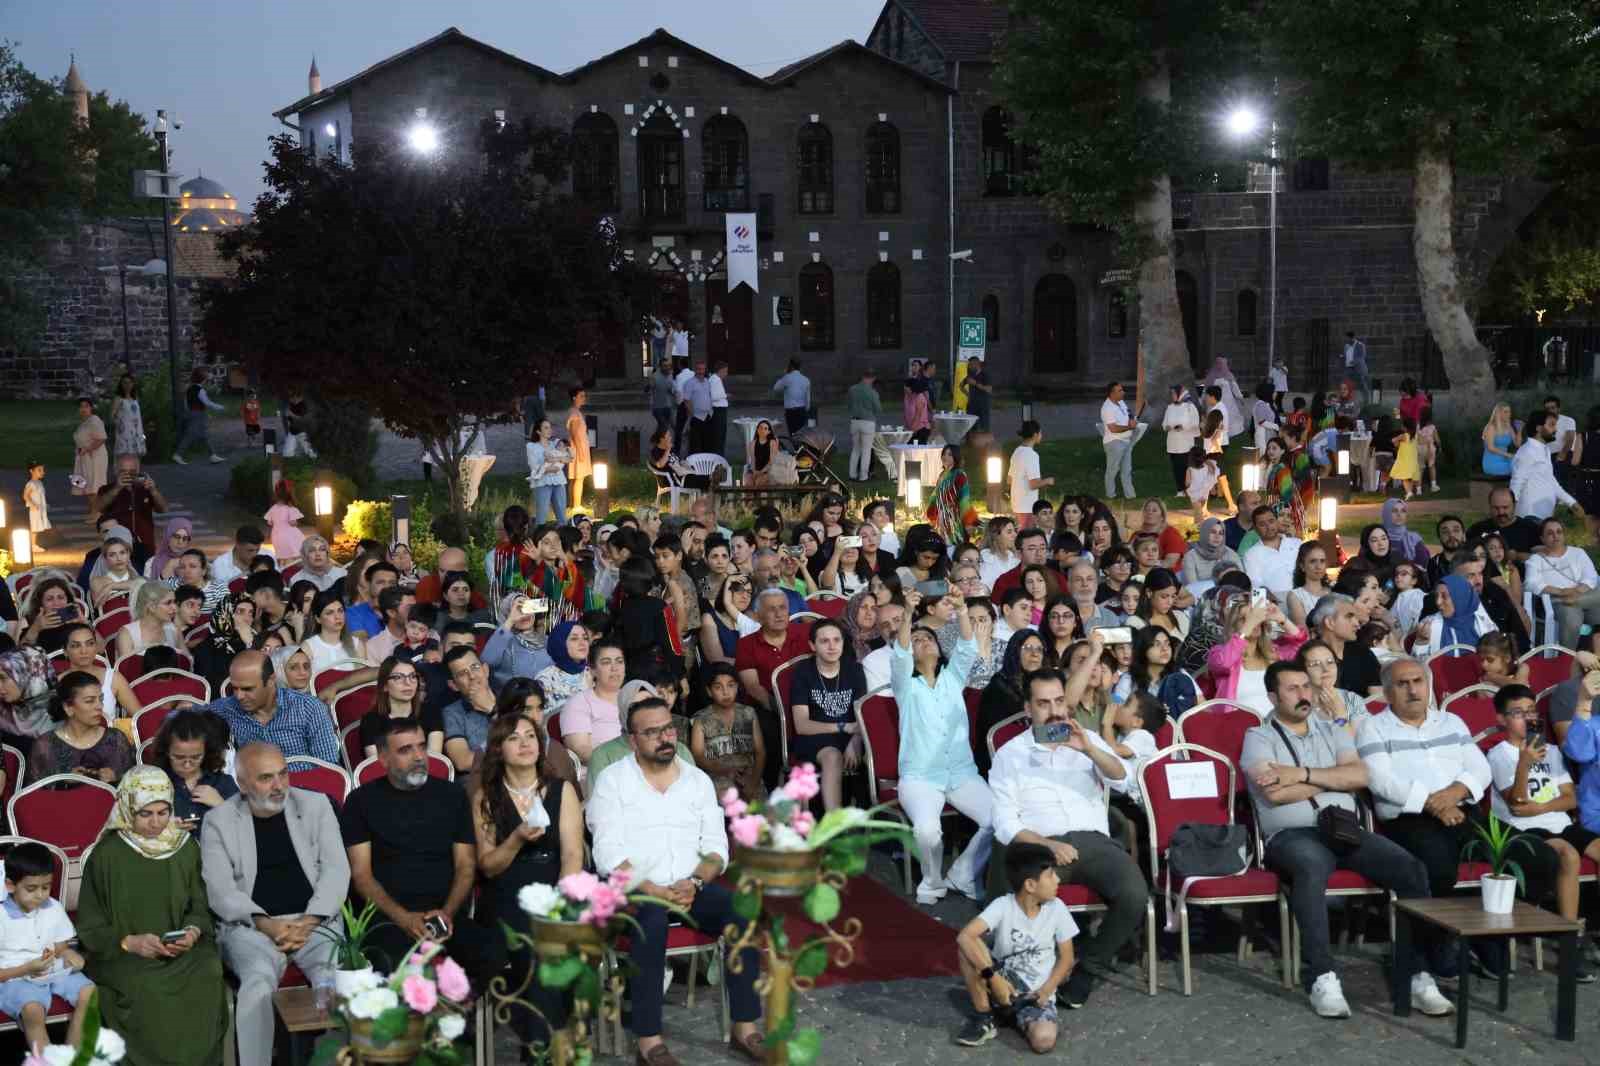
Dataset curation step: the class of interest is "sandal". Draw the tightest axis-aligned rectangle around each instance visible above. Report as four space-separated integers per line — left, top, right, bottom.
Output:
727 1030 767 1063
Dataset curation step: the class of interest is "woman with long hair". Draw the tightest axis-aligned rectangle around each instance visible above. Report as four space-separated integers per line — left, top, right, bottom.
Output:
1085 511 1121 559
926 444 979 548
978 516 1019 590
612 556 685 686
1055 496 1093 542
473 711 585 1047
1179 517 1242 586
973 627 1049 776
1039 594 1079 663
1205 595 1306 714
1286 540 1333 629
898 525 950 585
1124 625 1197 720
487 505 536 616
526 420 572 526
72 397 109 513
359 655 442 758
1137 568 1189 640
1481 402 1518 476
60 623 139 716
301 588 367 674
699 573 758 665
904 362 933 444
438 570 492 626
115 581 180 661
1356 524 1397 589
1137 498 1187 571
783 620 869 810
964 599 1003 690
28 669 133 784
111 374 146 458
1260 435 1306 537
744 419 779 487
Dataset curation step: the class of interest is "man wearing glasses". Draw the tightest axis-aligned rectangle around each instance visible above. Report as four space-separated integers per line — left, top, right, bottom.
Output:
587 698 766 1066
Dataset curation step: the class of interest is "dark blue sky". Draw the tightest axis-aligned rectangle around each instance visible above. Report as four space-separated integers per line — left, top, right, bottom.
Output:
10 0 884 207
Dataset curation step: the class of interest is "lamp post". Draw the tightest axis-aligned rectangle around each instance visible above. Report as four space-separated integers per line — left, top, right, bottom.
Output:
1225 105 1277 371
313 480 335 542
985 454 1003 515
153 111 182 442
593 456 610 519
10 527 33 573
391 495 411 548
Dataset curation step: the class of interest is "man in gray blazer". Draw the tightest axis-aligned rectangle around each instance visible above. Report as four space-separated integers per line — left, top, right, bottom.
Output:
201 742 351 1066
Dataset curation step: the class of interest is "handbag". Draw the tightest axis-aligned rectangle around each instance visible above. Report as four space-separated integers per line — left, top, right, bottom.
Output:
1270 719 1362 851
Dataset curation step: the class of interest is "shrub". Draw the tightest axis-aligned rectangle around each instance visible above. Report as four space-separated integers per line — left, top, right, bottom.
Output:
341 500 392 544
305 397 379 492
0 547 11 579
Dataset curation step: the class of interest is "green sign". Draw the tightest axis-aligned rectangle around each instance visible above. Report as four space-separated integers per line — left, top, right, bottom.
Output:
959 317 986 349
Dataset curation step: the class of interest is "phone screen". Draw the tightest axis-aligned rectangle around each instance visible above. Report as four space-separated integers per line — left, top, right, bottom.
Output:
1032 721 1074 744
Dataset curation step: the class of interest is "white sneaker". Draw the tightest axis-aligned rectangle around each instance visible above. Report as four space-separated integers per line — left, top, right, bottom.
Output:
915 879 948 906
662 966 674 995
1410 972 1455 1016
171 454 188 465
208 454 226 463
1309 972 1351 1018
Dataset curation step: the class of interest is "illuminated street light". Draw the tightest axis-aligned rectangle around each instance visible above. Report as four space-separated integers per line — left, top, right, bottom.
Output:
1224 100 1277 370
1225 106 1261 138
408 106 439 153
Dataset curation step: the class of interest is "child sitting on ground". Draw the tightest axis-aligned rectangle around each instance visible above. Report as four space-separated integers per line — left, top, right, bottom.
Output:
0 842 96 1052
954 843 1077 1053
1478 632 1529 689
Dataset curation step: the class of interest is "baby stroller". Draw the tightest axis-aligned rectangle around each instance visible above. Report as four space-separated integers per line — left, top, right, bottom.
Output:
791 427 848 491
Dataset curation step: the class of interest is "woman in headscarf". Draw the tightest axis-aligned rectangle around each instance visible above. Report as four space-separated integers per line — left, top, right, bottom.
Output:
1204 357 1247 441
1357 523 1397 588
89 525 143 610
269 644 315 696
1380 497 1431 570
974 627 1049 776
841 588 879 662
532 620 593 719
1180 518 1242 586
483 591 553 688
0 645 55 751
1335 379 1362 421
143 516 194 581
1414 574 1487 657
196 590 259 689
926 444 979 548
75 767 227 1066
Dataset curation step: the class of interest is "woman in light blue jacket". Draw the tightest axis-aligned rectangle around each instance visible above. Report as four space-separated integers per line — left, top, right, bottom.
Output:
526 418 571 525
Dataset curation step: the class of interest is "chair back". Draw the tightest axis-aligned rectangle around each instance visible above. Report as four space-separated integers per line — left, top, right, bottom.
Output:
98 592 130 619
136 738 155 765
116 653 145 683
473 624 497 655
770 654 811 768
311 665 364 697
963 687 983 763
286 757 353 806
7 775 118 858
130 669 211 708
1440 684 1499 738
985 712 1029 760
0 836 69 901
1520 644 1576 695
428 752 456 781
48 651 109 676
13 573 34 596
132 694 203 744
1475 728 1506 754
353 753 455 786
95 607 131 646
228 577 248 595
684 453 733 485
331 684 379 730
789 611 823 625
1426 647 1482 701
1136 744 1236 882
0 745 24 812
1173 702 1263 787
805 595 847 619
853 690 900 804
282 561 303 582
339 722 366 772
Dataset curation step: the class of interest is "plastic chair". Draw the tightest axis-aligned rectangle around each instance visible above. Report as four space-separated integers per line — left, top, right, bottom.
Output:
331 683 379 730
604 926 730 1050
130 668 211 708
1137 744 1288 995
353 753 455 785
770 654 812 769
1425 646 1482 701
683 452 733 486
7 775 118 859
653 465 695 515
1519 644 1576 695
1522 591 1560 651
1440 684 1499 738
0 745 25 813
286 757 353 806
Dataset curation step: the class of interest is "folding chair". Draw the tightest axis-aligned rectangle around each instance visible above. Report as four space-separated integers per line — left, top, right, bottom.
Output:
0 837 77 1042
1519 643 1576 696
653 465 694 515
353 753 454 786
286 756 353 806
331 683 379 730
804 593 847 619
1425 646 1482 702
1440 685 1499 738
130 668 212 708
769 654 812 769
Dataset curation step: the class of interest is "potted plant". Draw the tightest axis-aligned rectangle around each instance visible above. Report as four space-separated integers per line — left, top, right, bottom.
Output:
313 900 390 998
1461 813 1538 914
23 990 126 1066
309 939 472 1066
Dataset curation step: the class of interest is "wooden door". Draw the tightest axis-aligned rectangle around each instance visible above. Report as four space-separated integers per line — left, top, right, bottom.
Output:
704 278 754 374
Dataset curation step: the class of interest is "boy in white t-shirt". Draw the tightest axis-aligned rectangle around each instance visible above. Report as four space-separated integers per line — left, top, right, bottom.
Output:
1008 421 1054 526
1487 685 1599 943
864 499 899 557
954 843 1077 1052
0 843 96 1051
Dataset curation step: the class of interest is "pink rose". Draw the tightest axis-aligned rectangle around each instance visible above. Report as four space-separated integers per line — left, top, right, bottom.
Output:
435 956 471 1003
559 871 601 902
721 788 748 818
607 868 633 893
402 974 439 1013
730 813 765 848
586 883 625 925
791 809 816 837
782 764 820 804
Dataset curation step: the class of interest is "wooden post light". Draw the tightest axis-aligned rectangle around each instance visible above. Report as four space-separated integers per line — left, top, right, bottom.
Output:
314 480 335 543
985 455 1003 515
593 455 610 519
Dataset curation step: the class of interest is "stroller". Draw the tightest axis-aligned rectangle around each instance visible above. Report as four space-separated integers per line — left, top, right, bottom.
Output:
790 427 849 491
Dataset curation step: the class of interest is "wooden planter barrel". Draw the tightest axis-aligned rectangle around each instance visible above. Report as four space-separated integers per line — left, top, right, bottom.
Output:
734 845 821 898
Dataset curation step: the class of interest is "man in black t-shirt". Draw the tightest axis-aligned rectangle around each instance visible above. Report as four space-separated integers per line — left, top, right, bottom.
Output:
1308 593 1382 697
341 718 506 984
1466 488 1542 562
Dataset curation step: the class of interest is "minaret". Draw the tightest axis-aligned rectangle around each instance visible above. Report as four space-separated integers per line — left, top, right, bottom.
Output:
308 56 321 95
64 53 89 128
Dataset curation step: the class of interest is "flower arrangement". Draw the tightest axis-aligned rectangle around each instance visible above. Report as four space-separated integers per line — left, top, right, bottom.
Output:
22 992 124 1066
312 899 388 972
517 870 635 928
309 939 471 1066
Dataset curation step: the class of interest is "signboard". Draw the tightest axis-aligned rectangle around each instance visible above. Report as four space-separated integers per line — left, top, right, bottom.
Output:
1099 268 1133 286
958 316 986 361
725 213 759 293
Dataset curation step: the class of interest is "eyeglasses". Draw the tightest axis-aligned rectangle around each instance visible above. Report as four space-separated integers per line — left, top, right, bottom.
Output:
633 724 678 741
387 673 419 683
1302 658 1336 669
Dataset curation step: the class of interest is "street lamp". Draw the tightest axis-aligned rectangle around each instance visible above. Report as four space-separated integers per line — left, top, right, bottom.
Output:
1225 103 1278 372
407 107 439 153
153 110 182 440
986 455 1003 514
97 260 167 373
391 495 411 548
593 457 610 518
10 527 32 571
906 476 923 511
313 482 335 541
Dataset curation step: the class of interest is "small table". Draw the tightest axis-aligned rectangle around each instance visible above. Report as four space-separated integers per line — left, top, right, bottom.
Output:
732 416 781 450
875 428 914 479
1391 897 1580 1048
889 442 946 497
932 411 979 446
274 985 334 1066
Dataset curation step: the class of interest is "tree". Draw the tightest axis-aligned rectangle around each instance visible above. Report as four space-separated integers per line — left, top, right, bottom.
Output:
1262 2 1599 406
996 1 1254 397
1482 187 1600 321
200 130 647 524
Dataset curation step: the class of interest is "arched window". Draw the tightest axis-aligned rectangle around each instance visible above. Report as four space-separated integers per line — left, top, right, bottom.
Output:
798 123 834 215
702 115 748 211
637 113 683 220
1236 289 1258 336
1107 290 1128 339
867 263 901 349
983 107 1019 197
798 263 834 350
865 122 900 214
571 112 619 210
1032 274 1077 372
982 293 1000 343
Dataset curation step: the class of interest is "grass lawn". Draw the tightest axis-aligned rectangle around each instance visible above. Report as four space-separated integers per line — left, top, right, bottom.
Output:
0 401 83 469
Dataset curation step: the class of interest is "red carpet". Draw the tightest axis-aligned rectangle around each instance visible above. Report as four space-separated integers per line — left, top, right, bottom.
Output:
771 874 960 988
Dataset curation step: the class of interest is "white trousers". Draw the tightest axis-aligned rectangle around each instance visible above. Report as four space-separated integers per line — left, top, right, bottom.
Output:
849 419 877 480
219 922 340 1066
897 774 995 891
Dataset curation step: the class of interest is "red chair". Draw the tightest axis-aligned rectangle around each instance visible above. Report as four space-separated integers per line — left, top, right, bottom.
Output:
281 561 303 582
311 665 365 697
605 927 730 1048
13 572 34 596
1520 644 1576 696
1426 646 1481 701
331 683 379 730
1365 698 1389 715
1137 744 1288 995
0 836 77 1041
116 653 146 683
94 607 131 648
287 757 353 806
339 722 366 772
7 775 118 859
985 712 1029 761
98 591 130 619
130 669 211 709
1475 728 1506 754
770 654 811 768
228 577 248 595
804 594 847 619
854 690 918 894
133 695 202 744
1173 702 1264 789
963 688 983 765
47 650 109 676
0 745 25 813
353 753 454 785
1441 684 1499 738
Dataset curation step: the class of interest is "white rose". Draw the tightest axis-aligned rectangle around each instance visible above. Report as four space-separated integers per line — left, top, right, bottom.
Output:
517 882 565 918
95 1029 128 1061
769 825 806 851
41 1048 77 1066
347 987 400 1020
437 1012 467 1041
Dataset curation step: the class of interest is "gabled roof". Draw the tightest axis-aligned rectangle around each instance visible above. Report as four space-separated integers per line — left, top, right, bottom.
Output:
272 27 561 119
563 27 768 88
869 0 1008 63
765 39 952 92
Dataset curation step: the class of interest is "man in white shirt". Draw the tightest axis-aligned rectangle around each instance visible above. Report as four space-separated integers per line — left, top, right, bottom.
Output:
1544 395 1578 464
587 698 765 1065
988 668 1147 1010
1009 420 1053 524
1162 384 1200 495
1242 507 1302 603
1510 409 1581 520
680 361 716 456
210 525 266 587
860 601 904 691
671 357 696 458
1524 516 1600 649
1099 382 1144 500
709 362 731 458
864 499 899 557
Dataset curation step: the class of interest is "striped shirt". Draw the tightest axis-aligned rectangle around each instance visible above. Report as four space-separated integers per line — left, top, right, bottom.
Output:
199 686 340 765
161 577 231 614
1356 708 1490 822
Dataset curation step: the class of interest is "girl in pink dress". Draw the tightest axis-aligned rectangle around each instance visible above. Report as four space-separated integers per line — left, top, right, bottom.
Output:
263 478 306 561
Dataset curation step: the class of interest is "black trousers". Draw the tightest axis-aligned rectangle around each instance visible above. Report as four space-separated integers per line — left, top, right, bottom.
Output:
784 408 808 436
364 907 508 993
627 884 760 1039
1382 808 1559 907
1168 452 1190 493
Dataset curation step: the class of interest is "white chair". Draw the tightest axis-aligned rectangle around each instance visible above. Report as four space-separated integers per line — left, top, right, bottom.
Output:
684 452 733 486
1523 588 1559 648
653 465 694 515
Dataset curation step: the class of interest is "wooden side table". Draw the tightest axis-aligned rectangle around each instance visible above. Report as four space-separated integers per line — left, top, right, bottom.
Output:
274 985 335 1066
1391 897 1580 1048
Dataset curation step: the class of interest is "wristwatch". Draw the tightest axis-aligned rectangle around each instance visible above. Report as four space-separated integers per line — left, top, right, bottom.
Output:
689 876 705 890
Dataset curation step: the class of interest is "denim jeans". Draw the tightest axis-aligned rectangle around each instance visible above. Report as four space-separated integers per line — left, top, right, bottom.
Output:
532 484 566 526
175 410 212 456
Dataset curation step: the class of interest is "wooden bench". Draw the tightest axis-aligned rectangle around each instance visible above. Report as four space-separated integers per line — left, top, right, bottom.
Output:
711 484 820 518
1469 474 1510 511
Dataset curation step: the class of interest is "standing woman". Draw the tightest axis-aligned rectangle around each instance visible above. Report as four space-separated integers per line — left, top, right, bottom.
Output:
889 590 993 904
473 712 584 1049
927 445 979 549
564 387 593 514
1481 403 1518 476
1567 405 1600 544
75 768 227 1066
904 361 933 444
1204 357 1247 441
72 397 110 518
27 670 134 784
526 418 572 526
111 375 146 459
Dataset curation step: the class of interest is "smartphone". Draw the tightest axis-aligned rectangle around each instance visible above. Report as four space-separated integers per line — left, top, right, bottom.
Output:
916 579 949 598
519 598 549 615
1526 727 1544 750
836 535 863 550
1250 588 1268 609
1032 720 1074 744
422 915 451 940
58 604 80 622
1098 626 1134 645
159 930 188 944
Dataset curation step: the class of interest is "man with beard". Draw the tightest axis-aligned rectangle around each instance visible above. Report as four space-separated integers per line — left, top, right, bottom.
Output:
341 719 505 985
1243 664 1453 1019
1425 515 1467 588
1466 487 1543 562
588 697 765 1066
203 743 350 1066
1510 409 1583 521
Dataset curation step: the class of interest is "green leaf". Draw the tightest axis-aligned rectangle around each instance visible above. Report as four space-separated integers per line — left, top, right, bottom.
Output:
732 889 761 921
537 955 586 989
573 963 601 1007
764 1010 796 1047
824 842 867 878
73 989 101 1066
795 942 830 979
370 1005 410 1044
771 914 789 954
308 1034 345 1066
787 1027 822 1066
807 807 870 849
803 882 841 925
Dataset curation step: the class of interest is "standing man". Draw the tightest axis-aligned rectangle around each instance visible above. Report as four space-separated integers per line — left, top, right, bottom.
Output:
772 358 812 437
847 369 882 483
93 454 168 554
1343 331 1370 403
672 357 695 459
565 387 592 514
1162 383 1200 496
1545 395 1578 468
1008 420 1054 527
1099 382 1143 500
709 362 732 459
1511 408 1582 520
203 742 351 1066
680 361 715 457
962 356 992 432
648 360 676 436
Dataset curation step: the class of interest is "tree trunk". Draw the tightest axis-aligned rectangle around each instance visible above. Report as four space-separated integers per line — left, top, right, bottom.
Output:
1134 56 1193 402
1413 143 1497 409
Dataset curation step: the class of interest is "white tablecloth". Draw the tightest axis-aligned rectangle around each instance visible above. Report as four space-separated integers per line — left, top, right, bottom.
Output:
890 443 946 496
732 416 781 450
932 412 979 446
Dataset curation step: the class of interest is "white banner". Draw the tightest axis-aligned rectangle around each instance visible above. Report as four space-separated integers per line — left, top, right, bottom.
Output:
725 212 758 293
